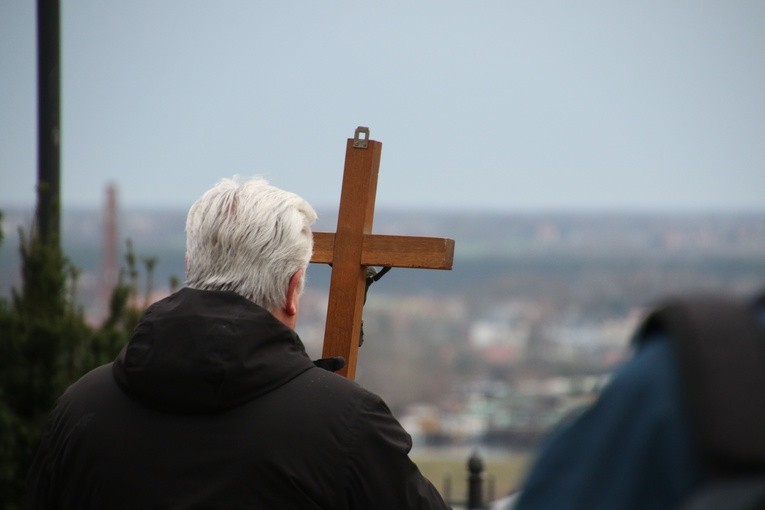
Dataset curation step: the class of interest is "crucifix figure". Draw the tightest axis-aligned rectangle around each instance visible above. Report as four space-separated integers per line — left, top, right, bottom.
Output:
311 127 455 379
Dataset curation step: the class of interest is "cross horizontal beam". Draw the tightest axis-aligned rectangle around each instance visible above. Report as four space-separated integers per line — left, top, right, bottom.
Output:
312 233 455 269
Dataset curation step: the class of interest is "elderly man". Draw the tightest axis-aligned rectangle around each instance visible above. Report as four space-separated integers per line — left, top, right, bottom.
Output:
28 177 450 509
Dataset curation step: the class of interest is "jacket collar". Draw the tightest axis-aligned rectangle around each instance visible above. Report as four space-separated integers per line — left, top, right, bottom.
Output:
113 287 315 413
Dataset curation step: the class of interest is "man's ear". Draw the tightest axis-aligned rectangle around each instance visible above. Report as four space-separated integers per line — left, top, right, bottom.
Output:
285 268 303 317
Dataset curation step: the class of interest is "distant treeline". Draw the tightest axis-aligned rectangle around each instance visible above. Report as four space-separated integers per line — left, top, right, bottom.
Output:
2 208 764 307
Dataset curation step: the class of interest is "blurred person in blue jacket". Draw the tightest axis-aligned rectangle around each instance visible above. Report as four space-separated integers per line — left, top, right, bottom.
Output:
511 293 765 510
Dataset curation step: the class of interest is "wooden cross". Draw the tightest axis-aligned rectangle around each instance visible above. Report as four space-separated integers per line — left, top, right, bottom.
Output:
310 127 455 379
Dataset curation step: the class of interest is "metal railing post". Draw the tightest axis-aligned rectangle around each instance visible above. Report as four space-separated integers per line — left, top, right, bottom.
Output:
467 449 484 509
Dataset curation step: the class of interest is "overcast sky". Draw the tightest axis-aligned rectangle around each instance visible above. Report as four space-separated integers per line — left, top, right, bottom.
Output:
1 1 764 213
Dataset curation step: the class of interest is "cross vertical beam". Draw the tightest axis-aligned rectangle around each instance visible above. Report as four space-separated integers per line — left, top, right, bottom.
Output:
320 129 382 379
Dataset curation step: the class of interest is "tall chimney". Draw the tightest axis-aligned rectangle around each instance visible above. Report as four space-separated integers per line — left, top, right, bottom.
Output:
100 183 119 320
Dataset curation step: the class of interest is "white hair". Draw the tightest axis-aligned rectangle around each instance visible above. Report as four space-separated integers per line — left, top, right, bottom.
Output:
185 177 317 312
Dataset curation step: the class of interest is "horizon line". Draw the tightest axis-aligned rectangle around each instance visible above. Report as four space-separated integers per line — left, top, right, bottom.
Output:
2 203 765 216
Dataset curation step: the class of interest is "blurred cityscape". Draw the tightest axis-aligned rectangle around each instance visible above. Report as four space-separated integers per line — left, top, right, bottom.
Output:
2 205 764 455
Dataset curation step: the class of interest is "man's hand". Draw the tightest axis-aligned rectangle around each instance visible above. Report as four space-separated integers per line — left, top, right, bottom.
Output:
313 356 346 372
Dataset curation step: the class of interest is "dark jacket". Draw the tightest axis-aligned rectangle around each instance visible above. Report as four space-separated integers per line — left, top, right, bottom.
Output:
27 288 450 509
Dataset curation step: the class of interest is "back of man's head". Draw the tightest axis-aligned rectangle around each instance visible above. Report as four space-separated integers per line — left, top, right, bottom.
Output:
185 177 317 312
